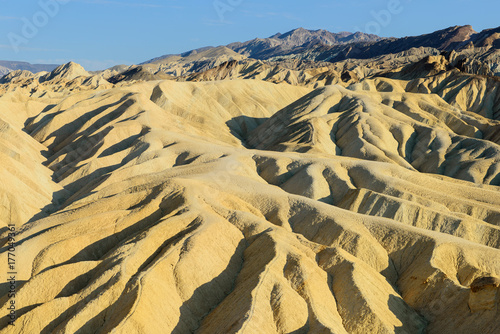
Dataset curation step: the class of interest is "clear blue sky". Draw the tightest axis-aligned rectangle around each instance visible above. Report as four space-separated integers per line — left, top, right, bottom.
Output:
0 0 498 70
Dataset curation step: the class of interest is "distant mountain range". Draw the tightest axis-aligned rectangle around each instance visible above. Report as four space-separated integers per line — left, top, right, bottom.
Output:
280 25 500 63
143 25 500 66
2 25 500 79
0 60 59 75
226 28 383 59
143 28 383 64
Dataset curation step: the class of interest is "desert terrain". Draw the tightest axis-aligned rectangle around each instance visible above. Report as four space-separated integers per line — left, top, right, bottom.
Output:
0 26 499 333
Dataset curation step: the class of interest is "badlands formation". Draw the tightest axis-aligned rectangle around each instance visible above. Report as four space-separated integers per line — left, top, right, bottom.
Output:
0 26 500 333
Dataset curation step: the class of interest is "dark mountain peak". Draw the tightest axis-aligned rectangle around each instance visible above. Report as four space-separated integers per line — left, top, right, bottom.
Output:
427 25 473 38
280 27 345 39
278 27 315 40
289 27 308 33
434 25 477 49
262 27 384 50
269 32 282 39
470 26 500 48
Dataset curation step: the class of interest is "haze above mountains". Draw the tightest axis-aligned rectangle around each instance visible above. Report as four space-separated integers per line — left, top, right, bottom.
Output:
1 23 500 333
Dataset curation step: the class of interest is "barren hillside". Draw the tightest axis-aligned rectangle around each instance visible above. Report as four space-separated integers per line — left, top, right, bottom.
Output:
1 26 500 334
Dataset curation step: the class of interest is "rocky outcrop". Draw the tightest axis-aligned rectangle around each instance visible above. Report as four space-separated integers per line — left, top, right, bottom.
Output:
469 277 500 312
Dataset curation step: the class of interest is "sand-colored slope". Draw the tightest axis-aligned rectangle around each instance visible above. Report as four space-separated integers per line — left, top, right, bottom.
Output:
0 71 499 333
249 84 500 185
150 80 311 144
0 92 63 228
20 80 309 205
1 142 498 333
0 117 61 228
375 54 500 121
407 70 500 120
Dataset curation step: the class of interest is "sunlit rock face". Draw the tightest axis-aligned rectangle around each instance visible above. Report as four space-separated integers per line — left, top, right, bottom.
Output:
469 277 500 312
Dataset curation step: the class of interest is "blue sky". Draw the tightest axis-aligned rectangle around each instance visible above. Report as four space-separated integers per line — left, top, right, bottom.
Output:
0 0 498 70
